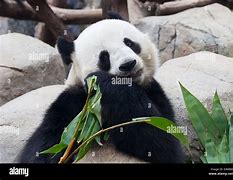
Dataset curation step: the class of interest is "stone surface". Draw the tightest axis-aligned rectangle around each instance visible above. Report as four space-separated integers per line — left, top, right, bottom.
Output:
156 51 233 162
0 85 65 163
79 143 144 163
0 33 66 105
135 3 233 64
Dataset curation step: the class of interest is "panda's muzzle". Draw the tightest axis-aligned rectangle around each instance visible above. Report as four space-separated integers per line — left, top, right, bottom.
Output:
119 59 136 72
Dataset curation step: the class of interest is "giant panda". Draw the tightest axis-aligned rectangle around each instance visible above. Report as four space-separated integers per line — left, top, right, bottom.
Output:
18 14 184 163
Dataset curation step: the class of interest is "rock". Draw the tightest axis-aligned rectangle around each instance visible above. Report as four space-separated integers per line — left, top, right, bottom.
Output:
135 3 233 64
0 33 66 105
0 85 65 163
79 143 144 163
155 51 233 162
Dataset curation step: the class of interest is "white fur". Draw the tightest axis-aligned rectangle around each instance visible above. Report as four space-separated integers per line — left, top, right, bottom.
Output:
66 19 159 86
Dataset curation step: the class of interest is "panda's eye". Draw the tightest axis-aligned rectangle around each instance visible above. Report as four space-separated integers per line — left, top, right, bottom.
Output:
98 50 111 71
123 38 141 54
125 39 134 47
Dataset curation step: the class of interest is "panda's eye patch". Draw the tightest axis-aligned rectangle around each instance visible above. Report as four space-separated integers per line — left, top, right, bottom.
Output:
98 50 110 71
123 38 141 54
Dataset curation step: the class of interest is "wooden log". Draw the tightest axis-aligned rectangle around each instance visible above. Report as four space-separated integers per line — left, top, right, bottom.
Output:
35 0 68 46
156 0 217 15
26 0 73 41
0 0 103 24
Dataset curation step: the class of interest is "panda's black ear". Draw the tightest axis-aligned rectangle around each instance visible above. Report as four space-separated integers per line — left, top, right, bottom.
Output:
57 37 74 66
107 11 126 21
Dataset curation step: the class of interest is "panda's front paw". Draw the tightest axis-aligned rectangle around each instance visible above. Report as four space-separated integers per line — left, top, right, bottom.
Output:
85 71 113 89
86 71 111 81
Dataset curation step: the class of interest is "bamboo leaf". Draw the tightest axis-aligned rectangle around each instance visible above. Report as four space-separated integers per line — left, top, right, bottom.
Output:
229 112 233 163
134 117 189 147
95 136 103 146
211 91 228 137
205 133 219 163
40 143 67 154
75 141 92 162
77 112 93 142
61 113 83 145
217 131 230 163
200 155 207 163
103 132 110 141
83 114 101 141
179 83 221 146
86 76 97 94
89 87 102 127
75 118 101 162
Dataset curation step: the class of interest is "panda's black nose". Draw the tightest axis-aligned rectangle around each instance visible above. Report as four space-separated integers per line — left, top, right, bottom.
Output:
119 60 136 72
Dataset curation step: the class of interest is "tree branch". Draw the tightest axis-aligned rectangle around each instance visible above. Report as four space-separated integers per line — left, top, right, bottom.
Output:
35 0 68 46
0 0 103 25
26 0 73 41
156 0 217 15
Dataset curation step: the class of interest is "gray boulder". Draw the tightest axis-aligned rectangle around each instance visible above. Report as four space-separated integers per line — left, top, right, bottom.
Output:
0 33 66 105
156 51 233 162
0 85 65 163
135 3 233 64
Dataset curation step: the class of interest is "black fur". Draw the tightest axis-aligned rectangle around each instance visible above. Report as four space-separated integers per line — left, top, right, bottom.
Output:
19 71 184 163
124 38 141 54
57 37 74 66
98 50 111 71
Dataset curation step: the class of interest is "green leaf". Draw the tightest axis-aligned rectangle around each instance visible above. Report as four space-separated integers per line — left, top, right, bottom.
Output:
179 83 221 146
211 91 228 137
95 136 103 146
40 143 67 154
90 117 102 145
134 117 189 147
89 86 102 126
61 113 83 145
75 141 92 162
78 112 92 142
86 76 97 94
217 131 230 163
200 155 207 163
229 112 233 163
205 133 219 163
103 132 110 141
75 120 101 162
79 113 100 141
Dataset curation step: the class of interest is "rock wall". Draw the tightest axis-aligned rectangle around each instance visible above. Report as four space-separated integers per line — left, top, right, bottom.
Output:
135 4 233 64
0 33 66 106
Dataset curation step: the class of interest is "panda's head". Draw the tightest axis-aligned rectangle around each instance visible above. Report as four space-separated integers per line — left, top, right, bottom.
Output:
57 18 159 86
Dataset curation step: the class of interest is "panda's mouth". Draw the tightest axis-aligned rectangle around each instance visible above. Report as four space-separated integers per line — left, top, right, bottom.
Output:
118 68 143 79
131 68 143 78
